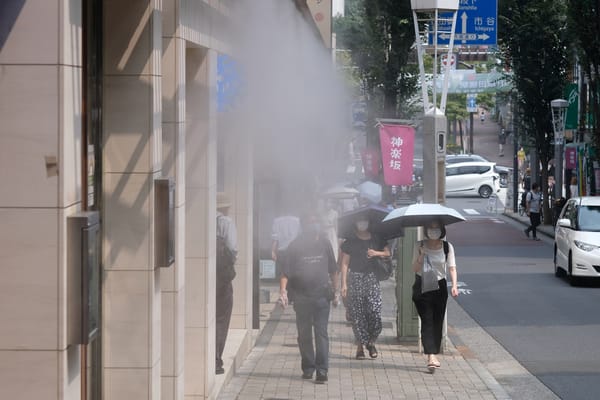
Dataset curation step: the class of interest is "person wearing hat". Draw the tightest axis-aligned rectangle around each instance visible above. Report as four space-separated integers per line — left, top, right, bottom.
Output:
215 192 237 374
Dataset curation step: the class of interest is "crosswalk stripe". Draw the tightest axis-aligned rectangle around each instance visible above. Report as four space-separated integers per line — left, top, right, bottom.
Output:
463 209 480 215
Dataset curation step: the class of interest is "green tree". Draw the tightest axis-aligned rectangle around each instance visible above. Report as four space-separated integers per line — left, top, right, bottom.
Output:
566 0 600 149
334 0 418 119
499 0 570 223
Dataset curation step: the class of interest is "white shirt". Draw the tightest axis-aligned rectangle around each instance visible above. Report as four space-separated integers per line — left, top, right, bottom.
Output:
340 198 359 213
412 242 456 281
271 216 301 251
526 191 542 213
217 212 238 253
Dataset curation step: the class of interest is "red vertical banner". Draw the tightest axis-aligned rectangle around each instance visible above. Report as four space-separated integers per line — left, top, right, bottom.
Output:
379 124 415 185
360 148 380 179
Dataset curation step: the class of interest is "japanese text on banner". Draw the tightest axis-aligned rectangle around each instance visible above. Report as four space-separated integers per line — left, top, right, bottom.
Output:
379 125 415 186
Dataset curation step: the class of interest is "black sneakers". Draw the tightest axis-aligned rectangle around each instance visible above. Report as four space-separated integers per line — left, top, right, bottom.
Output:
315 373 328 384
302 371 313 380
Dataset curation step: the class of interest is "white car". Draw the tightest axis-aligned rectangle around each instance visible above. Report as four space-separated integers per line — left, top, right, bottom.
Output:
445 162 500 198
554 196 600 285
446 154 511 187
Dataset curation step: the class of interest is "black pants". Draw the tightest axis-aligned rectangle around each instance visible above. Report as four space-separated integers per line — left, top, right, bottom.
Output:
412 276 448 355
525 212 541 238
216 281 233 369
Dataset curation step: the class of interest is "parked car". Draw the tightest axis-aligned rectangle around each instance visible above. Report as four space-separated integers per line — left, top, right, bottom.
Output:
554 196 600 285
446 154 511 187
446 154 488 164
445 162 500 198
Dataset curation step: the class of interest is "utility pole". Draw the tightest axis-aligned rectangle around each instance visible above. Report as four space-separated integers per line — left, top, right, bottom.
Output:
469 112 474 153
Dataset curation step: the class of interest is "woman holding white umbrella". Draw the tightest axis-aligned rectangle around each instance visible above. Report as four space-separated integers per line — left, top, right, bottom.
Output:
411 219 459 373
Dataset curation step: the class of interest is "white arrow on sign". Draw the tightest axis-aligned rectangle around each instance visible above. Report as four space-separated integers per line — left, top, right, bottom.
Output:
438 12 492 44
461 11 468 43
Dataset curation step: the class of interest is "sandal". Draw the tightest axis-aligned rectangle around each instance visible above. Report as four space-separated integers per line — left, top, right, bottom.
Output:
356 345 366 360
427 361 441 373
366 343 378 359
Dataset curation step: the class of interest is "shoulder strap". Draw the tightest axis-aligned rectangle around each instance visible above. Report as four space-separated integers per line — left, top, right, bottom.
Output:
443 241 449 261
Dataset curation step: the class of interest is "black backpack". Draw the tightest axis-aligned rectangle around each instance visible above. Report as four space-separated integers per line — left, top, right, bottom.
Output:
520 191 529 208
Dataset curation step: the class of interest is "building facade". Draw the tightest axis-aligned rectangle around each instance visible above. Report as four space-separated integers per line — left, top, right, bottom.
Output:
0 0 302 399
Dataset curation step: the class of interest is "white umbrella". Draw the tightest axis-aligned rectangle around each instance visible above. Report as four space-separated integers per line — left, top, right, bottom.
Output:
323 185 359 199
357 181 382 204
382 203 466 229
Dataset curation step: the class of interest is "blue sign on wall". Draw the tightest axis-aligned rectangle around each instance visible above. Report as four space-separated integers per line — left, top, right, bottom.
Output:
217 54 241 113
432 0 497 46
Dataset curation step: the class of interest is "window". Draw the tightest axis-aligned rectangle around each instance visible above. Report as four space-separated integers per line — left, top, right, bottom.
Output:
446 167 459 176
578 206 600 232
457 165 479 175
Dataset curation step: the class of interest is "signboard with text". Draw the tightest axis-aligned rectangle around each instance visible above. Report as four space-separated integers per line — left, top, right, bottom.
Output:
379 125 415 186
433 0 498 46
435 71 511 94
564 83 578 130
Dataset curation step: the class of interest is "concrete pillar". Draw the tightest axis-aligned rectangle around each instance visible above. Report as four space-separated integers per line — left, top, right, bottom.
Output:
395 228 419 340
161 0 186 398
222 124 254 331
102 1 162 399
185 47 218 399
0 1 83 399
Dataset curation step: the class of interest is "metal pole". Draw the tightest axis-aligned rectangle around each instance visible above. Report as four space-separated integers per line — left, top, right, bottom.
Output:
469 112 474 153
554 139 563 199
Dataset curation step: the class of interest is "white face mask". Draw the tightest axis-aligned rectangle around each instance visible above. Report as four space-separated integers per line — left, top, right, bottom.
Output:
356 220 369 232
427 228 442 240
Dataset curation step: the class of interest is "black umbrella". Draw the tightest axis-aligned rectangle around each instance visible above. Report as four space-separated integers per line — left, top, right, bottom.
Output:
337 205 403 240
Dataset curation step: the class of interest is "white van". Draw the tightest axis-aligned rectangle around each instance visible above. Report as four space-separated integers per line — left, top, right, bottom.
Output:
445 162 500 198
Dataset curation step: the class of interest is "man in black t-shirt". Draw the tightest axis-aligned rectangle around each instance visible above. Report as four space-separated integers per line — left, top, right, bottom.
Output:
279 212 338 384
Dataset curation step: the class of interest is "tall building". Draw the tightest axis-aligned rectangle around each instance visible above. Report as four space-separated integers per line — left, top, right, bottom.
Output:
0 1 328 399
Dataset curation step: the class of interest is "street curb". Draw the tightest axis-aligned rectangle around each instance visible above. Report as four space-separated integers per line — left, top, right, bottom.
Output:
467 358 512 400
447 321 512 400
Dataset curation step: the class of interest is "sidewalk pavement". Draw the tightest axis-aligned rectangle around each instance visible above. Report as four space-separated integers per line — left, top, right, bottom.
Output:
217 212 556 400
218 280 509 400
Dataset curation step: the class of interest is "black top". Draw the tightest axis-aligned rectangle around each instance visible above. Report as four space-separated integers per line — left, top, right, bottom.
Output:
282 233 337 296
341 234 387 273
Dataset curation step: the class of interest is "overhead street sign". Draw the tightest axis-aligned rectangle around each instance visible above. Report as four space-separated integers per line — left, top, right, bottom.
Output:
434 71 512 94
432 0 498 46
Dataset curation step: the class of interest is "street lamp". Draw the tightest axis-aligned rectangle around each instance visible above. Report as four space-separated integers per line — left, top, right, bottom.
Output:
410 0 459 204
407 0 459 351
551 99 568 199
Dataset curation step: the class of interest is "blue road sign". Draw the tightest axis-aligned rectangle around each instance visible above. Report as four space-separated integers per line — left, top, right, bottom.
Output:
466 94 477 112
433 0 497 46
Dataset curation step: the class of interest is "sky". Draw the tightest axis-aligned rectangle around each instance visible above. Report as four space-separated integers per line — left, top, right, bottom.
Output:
333 0 344 17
